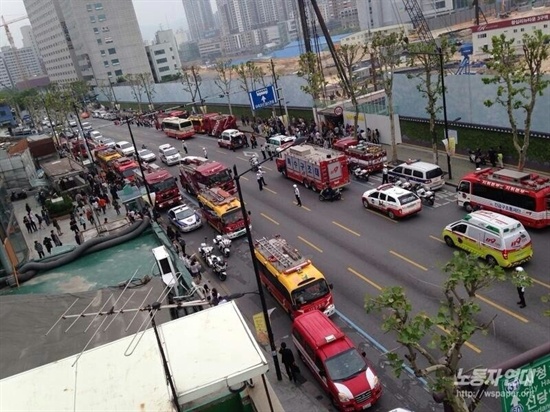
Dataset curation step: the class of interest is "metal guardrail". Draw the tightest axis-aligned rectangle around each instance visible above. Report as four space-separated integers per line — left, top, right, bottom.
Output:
400 116 550 139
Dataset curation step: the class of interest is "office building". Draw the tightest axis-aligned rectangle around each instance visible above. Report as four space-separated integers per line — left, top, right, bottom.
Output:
146 30 182 83
0 46 44 86
20 25 41 62
182 0 218 41
22 0 151 86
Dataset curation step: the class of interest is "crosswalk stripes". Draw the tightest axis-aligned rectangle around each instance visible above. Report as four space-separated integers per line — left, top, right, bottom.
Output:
351 175 456 208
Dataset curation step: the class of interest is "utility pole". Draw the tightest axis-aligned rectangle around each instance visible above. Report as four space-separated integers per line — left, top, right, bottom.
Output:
270 59 287 128
297 0 312 53
191 68 203 114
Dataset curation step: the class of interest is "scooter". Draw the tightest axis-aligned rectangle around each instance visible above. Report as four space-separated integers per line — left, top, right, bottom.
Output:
198 238 215 267
213 235 231 258
394 180 412 190
211 255 228 281
468 149 488 166
249 155 260 172
412 183 435 206
352 167 369 182
319 188 342 201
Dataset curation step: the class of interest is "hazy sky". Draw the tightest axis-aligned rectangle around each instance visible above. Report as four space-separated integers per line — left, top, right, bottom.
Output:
0 0 214 48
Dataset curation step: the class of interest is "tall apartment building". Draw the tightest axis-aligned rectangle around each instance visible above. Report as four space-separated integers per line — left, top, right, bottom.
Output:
216 0 289 54
328 0 360 30
182 0 217 41
23 0 151 86
146 30 182 83
0 46 45 86
357 0 454 31
21 25 41 61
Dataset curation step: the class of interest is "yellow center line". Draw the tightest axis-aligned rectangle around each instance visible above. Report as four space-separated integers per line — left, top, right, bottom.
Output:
532 278 550 290
301 205 311 211
262 166 273 171
298 236 323 253
260 213 279 225
365 209 398 223
264 187 277 194
420 315 481 354
347 267 382 291
389 250 428 271
241 176 249 181
332 221 361 237
476 294 529 323
236 156 248 162
216 150 226 154
429 235 445 244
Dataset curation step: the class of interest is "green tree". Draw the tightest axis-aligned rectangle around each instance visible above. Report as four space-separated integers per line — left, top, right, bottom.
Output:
180 65 202 113
214 59 234 115
370 31 407 164
406 40 455 165
482 30 550 171
365 252 510 412
297 51 327 125
336 44 368 139
20 89 43 130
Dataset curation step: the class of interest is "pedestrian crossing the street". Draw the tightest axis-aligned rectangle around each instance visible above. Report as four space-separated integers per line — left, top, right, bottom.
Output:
354 174 457 208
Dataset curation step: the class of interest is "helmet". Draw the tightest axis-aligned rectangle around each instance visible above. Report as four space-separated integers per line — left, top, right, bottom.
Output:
293 184 297 188
515 266 524 272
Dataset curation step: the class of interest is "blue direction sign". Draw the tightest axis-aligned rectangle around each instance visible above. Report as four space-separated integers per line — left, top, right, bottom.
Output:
249 85 277 111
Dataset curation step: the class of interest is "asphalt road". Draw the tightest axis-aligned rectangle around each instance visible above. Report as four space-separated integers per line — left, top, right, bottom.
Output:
93 119 550 412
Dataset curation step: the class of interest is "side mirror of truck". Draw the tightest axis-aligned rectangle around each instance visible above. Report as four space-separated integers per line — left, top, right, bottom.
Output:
329 283 334 289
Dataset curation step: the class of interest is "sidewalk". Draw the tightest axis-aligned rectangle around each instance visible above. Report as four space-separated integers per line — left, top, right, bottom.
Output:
14 195 126 261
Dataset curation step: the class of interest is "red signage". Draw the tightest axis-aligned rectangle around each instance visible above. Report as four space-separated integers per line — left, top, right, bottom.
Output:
472 13 550 33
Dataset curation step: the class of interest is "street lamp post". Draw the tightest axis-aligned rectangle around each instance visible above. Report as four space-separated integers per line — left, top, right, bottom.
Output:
126 117 154 207
437 47 453 180
73 102 94 166
232 136 307 382
108 77 119 110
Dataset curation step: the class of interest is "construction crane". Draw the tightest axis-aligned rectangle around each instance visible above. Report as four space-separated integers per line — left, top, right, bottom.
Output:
1 15 30 88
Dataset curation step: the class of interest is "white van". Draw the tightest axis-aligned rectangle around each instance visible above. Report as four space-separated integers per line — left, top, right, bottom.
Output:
80 122 93 132
389 160 445 190
265 134 296 154
442 210 533 267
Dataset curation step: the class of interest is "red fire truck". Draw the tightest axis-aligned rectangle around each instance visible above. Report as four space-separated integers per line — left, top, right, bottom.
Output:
112 157 139 182
179 156 235 196
197 187 248 239
189 113 237 137
457 168 550 229
276 145 350 191
338 141 387 173
134 165 181 210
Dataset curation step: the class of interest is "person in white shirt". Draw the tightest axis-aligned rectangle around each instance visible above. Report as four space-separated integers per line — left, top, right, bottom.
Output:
256 167 267 191
293 184 302 207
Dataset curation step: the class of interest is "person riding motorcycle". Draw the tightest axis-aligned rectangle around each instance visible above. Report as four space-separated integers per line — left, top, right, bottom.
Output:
321 184 335 199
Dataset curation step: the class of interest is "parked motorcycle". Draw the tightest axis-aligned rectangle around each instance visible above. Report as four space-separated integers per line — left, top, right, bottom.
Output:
198 238 215 267
468 149 488 166
352 167 369 182
10 190 28 201
249 155 260 172
213 235 232 258
319 188 342 202
412 183 435 206
211 255 228 281
394 180 412 190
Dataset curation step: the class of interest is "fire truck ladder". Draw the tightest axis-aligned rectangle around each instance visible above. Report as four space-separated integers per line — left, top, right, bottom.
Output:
212 119 222 136
256 237 303 271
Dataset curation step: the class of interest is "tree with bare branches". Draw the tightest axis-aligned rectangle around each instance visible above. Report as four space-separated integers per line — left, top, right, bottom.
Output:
214 60 234 115
126 73 145 112
336 44 368 139
136 73 156 111
482 30 549 171
297 51 327 125
234 61 266 117
370 31 407 164
180 65 202 114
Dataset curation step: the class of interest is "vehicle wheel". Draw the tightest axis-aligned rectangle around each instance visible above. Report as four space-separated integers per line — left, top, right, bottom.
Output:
282 169 287 178
318 194 324 201
219 273 227 281
303 180 310 189
362 199 369 208
310 185 317 192
444 236 455 247
486 255 498 267
388 210 396 220
185 185 192 194
465 203 474 212
428 198 435 206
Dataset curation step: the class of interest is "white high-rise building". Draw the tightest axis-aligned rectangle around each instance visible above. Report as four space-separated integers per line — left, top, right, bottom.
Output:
0 46 45 85
22 0 152 85
146 30 182 83
182 0 217 41
20 25 41 61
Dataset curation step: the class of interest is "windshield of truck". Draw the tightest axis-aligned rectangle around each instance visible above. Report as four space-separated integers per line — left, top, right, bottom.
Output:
291 279 330 306
398 193 419 205
207 169 232 186
325 348 367 381
221 209 242 225
121 169 134 178
164 148 178 157
150 177 176 193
